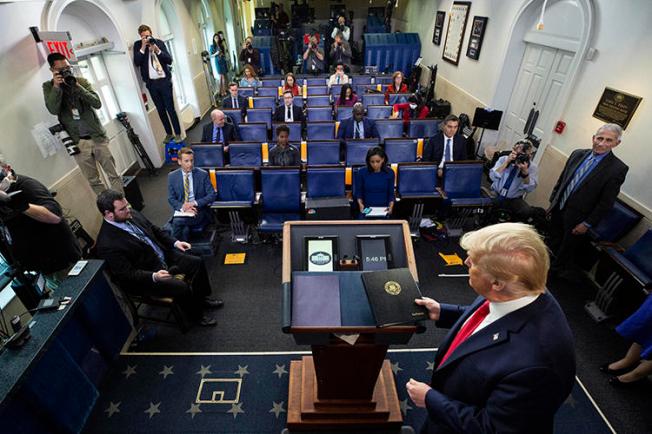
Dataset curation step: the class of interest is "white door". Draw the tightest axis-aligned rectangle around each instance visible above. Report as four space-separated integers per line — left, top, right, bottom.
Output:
498 43 575 149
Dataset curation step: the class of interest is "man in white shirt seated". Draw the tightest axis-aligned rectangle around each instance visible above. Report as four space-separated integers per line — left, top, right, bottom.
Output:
327 62 350 87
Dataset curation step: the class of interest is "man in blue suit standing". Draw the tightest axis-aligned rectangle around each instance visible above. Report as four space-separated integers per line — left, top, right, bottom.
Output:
168 147 216 241
133 24 183 143
337 103 379 140
407 223 575 433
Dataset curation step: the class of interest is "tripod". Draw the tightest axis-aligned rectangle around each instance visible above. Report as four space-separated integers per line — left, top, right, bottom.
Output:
116 112 157 176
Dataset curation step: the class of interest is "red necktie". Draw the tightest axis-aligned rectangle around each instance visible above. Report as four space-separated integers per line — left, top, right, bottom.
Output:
438 300 490 367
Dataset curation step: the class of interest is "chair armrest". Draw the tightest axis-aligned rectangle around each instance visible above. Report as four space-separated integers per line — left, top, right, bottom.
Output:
436 187 447 199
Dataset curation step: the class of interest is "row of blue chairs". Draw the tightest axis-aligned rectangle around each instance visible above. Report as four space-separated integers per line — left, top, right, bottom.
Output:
211 162 489 233
193 137 431 168
222 119 439 142
251 75 394 88
231 91 409 107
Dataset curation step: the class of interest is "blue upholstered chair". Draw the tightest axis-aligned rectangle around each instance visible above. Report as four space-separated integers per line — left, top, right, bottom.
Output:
336 106 353 121
388 93 410 105
376 76 393 85
589 200 643 243
408 119 441 138
272 122 302 142
384 139 417 163
306 140 341 165
238 123 268 142
362 93 385 107
304 77 327 86
228 142 262 167
440 162 492 207
260 78 282 87
252 96 277 109
306 121 336 140
329 84 343 98
223 109 243 126
397 164 439 199
352 75 373 85
191 144 224 168
345 139 380 166
307 107 334 122
306 166 346 198
259 168 302 233
367 105 393 120
306 95 331 107
239 88 254 98
212 169 256 208
256 86 279 97
375 120 404 139
246 108 273 129
307 86 329 96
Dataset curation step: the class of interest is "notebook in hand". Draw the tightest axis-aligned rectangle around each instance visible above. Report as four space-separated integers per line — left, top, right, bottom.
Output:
361 268 428 327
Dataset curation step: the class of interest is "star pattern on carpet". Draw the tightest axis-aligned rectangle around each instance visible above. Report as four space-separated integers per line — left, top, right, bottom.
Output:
104 401 121 418
426 361 435 371
273 364 288 378
564 394 577 408
196 365 212 378
234 365 250 377
228 402 245 419
144 402 161 419
391 361 403 375
122 365 137 379
159 365 174 379
186 403 202 419
269 401 286 418
399 398 413 416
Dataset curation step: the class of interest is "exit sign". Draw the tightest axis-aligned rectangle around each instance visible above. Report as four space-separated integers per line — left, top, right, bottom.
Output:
35 30 77 63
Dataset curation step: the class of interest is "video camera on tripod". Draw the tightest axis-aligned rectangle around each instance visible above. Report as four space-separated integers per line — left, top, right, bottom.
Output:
116 112 157 175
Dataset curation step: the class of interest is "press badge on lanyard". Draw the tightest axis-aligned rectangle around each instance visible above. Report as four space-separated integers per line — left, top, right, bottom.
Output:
72 108 81 120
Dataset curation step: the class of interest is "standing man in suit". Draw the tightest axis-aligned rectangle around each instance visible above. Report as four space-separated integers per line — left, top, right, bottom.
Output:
273 90 304 123
337 103 379 140
95 190 222 327
547 123 628 278
423 114 468 177
407 223 576 433
201 109 239 148
222 82 247 116
133 24 183 143
167 147 216 241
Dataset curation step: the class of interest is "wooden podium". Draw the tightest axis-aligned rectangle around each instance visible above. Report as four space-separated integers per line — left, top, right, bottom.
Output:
282 221 422 432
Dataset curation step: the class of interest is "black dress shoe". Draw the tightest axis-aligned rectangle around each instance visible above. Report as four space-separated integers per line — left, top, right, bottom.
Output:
608 376 648 388
203 298 224 309
199 315 217 326
599 362 637 376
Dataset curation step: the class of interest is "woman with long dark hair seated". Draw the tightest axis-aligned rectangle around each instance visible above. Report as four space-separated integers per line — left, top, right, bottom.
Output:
335 83 358 108
283 72 300 96
356 147 395 218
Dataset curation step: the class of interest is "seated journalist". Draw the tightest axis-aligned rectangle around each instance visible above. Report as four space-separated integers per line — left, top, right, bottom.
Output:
95 190 222 327
356 147 395 218
269 125 300 166
407 222 576 433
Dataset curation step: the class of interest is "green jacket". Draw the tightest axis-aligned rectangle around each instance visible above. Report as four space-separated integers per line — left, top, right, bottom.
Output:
42 77 107 143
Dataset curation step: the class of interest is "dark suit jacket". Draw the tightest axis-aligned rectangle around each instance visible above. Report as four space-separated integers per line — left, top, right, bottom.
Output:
133 38 173 85
273 105 305 123
422 292 576 433
201 122 239 144
222 95 248 112
95 211 177 290
423 132 468 163
549 149 628 227
167 168 216 227
336 118 379 140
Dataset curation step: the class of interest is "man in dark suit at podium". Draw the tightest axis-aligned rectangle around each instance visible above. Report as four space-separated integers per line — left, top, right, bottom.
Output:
222 82 247 114
407 223 575 433
95 190 222 327
423 114 468 177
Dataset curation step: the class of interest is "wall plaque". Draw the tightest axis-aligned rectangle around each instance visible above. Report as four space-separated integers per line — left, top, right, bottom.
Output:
592 87 642 129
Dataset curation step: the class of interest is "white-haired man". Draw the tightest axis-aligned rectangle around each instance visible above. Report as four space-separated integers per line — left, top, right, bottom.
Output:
407 223 576 433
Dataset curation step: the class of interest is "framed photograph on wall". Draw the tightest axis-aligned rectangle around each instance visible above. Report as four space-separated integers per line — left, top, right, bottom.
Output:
466 16 488 60
442 1 471 65
432 11 446 46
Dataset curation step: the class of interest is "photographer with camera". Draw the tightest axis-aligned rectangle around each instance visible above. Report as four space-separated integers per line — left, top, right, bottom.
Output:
489 140 539 222
330 15 350 41
43 53 123 196
133 24 183 143
239 37 262 76
330 33 352 71
0 156 81 291
303 35 325 74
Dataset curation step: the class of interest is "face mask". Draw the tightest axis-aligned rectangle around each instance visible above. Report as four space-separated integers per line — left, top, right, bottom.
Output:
409 104 417 110
0 173 14 192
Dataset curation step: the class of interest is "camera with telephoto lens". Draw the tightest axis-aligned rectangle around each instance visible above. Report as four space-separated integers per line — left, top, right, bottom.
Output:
48 124 80 156
146 36 155 44
59 68 76 86
513 140 532 165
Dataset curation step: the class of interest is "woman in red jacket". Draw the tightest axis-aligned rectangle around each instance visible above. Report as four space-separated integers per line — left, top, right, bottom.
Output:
391 94 430 131
384 71 408 104
283 72 301 96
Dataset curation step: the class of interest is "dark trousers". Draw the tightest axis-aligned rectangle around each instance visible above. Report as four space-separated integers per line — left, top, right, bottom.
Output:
147 79 181 135
139 250 211 318
492 197 544 223
171 210 210 242
548 206 588 271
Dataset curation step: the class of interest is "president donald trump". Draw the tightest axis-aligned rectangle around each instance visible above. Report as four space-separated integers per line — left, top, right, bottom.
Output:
407 223 575 433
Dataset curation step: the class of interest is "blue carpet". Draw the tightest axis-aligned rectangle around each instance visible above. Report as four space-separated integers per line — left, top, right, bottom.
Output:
84 350 612 434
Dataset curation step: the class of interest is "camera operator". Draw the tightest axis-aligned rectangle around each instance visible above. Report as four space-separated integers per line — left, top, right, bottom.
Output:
329 33 352 72
239 37 262 76
43 53 124 196
489 140 539 222
0 156 81 291
330 15 350 41
303 36 325 74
